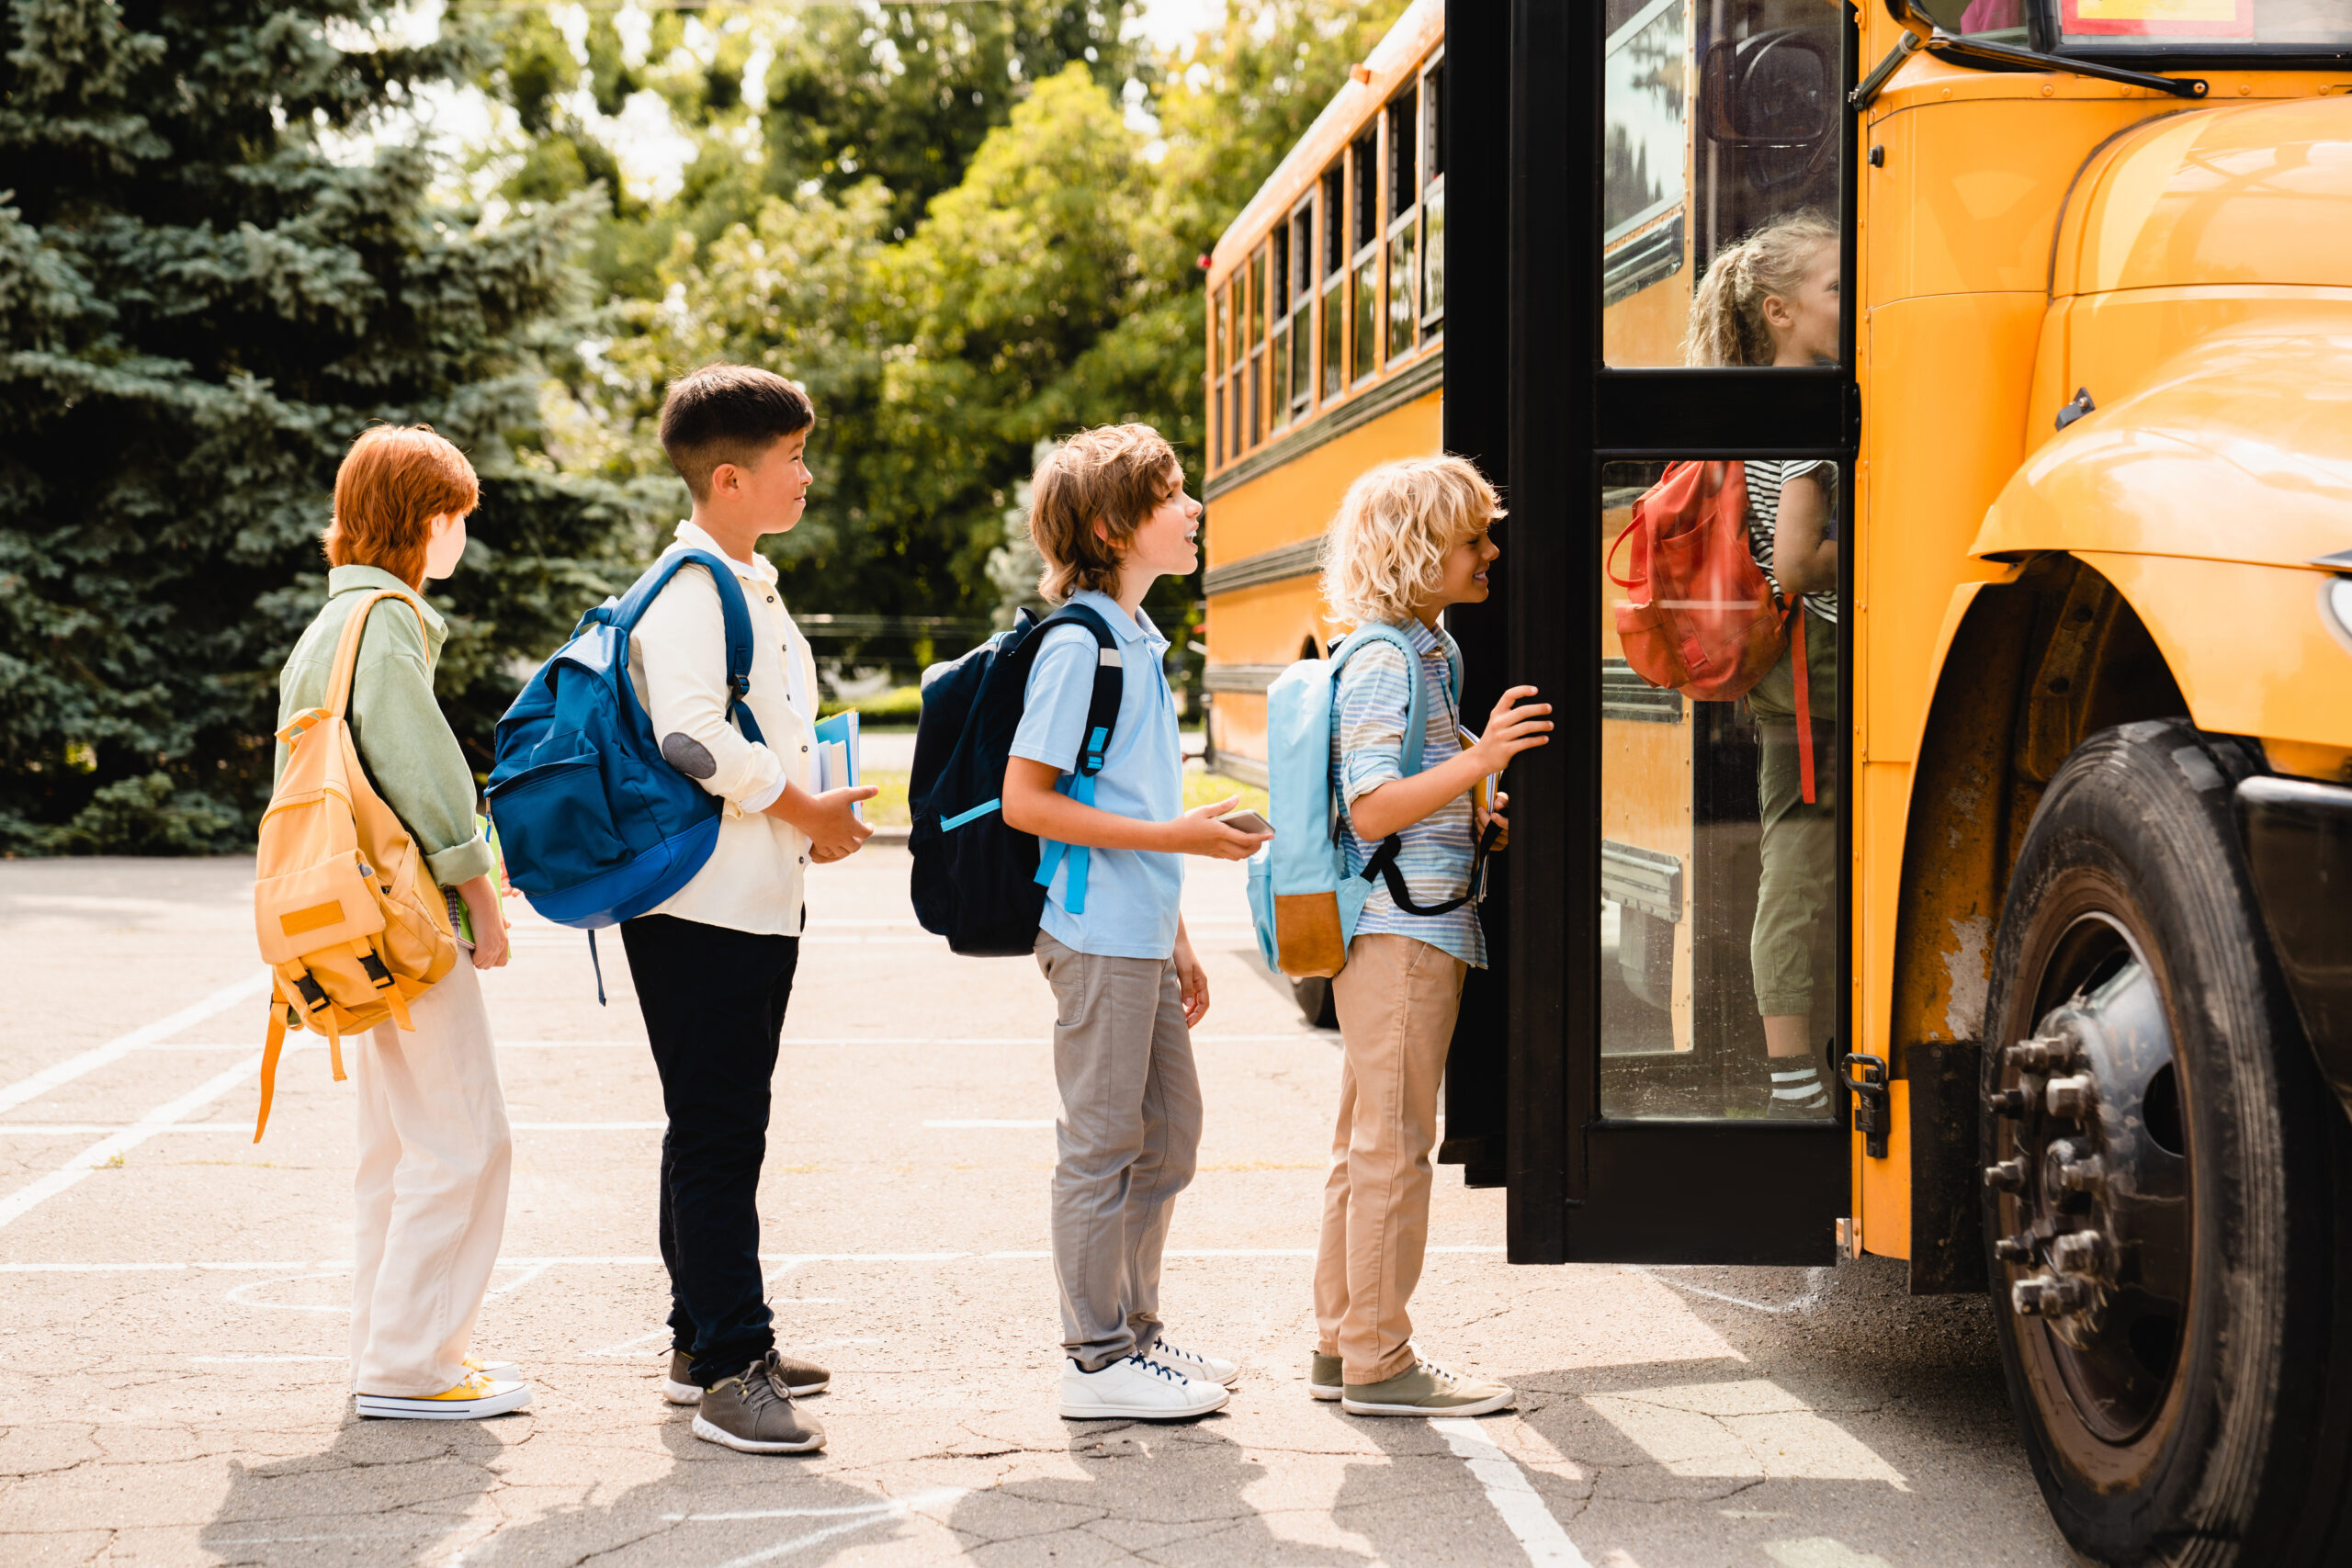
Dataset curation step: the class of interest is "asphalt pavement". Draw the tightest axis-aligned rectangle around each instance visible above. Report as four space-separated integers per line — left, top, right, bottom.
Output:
0 852 2082 1567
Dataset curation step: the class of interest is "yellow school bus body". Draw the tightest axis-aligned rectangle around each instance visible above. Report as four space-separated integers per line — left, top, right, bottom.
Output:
1208 1 2352 1265
1201 2 1445 784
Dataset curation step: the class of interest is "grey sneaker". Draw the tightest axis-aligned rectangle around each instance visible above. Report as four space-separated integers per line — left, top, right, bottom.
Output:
666 1348 829 1404
692 1352 827 1453
1308 1352 1342 1402
1340 1356 1513 1417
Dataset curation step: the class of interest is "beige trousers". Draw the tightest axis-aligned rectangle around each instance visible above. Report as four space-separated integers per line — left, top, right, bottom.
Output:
1314 932 1467 1385
349 958 514 1396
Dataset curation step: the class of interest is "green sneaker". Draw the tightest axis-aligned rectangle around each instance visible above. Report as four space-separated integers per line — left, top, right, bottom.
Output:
1308 1352 1342 1402
1340 1356 1513 1417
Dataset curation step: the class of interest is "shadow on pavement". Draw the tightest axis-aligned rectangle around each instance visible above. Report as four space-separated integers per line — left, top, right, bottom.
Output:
200 1409 514 1567
941 1417 1369 1567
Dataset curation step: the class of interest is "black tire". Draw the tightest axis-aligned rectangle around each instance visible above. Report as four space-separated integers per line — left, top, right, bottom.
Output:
1292 976 1339 1029
1980 719 2352 1565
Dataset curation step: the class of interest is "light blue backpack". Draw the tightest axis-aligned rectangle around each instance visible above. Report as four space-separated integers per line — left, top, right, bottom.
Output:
1245 623 1483 978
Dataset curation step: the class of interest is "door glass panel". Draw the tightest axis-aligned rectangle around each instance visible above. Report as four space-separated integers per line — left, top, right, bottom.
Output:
1422 178 1445 328
1603 0 1844 367
1597 459 1842 1120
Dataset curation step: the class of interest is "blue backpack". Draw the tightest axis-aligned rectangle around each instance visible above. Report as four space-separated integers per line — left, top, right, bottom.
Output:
486 550 765 958
907 604 1122 956
1246 624 1491 978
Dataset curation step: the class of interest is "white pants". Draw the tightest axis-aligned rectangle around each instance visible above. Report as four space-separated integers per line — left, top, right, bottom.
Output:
349 959 514 1396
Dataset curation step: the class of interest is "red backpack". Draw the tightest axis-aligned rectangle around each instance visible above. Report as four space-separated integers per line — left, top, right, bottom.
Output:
1607 460 1815 802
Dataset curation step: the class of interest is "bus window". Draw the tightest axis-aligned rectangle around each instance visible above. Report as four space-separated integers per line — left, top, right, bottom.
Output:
1605 0 1841 367
1350 130 1379 385
1209 287 1227 468
1321 164 1346 400
1420 57 1444 333
1249 243 1268 450
1288 203 1314 416
1385 90 1419 362
1271 228 1293 432
1598 458 1841 1121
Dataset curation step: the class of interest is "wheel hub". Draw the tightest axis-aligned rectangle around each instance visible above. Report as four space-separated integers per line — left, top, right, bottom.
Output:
1985 922 2191 1443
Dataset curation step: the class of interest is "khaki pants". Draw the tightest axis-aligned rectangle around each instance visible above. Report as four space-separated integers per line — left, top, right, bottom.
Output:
349 959 514 1396
1035 933 1203 1372
1315 932 1467 1385
1747 607 1840 1019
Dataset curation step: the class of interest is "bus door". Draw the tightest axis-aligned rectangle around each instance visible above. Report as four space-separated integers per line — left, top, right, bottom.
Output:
1446 0 1860 1266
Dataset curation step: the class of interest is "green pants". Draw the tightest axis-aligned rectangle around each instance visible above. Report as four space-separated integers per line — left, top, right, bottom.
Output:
1747 608 1839 1019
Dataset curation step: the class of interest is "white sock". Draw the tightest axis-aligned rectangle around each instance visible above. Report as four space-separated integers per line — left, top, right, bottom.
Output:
1770 1065 1829 1107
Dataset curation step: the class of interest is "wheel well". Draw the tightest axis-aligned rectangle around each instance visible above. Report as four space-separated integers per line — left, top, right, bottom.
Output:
1895 553 2188 1293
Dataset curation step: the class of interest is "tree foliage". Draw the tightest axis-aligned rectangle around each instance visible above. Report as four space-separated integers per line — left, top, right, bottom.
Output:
0 0 1415 852
0 0 632 852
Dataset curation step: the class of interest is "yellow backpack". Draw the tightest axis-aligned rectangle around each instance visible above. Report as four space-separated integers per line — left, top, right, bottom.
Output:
252 589 459 1139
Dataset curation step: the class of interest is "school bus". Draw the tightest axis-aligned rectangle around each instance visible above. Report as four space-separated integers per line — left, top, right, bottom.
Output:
1204 1 2352 1560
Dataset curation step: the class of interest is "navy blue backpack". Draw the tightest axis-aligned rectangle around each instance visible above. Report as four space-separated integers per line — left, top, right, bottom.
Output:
909 604 1122 956
487 550 765 959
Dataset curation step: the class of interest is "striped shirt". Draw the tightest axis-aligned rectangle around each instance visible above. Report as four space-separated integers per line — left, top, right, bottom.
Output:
1333 616 1487 969
1745 460 1840 625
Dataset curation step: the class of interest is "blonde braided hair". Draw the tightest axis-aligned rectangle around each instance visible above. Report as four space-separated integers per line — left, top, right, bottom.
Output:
1683 210 1839 367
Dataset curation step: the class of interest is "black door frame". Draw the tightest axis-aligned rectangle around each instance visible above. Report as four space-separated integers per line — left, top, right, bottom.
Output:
1447 0 1860 1266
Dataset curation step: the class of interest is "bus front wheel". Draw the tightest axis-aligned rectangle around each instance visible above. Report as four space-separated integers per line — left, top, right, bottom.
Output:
1980 719 2352 1566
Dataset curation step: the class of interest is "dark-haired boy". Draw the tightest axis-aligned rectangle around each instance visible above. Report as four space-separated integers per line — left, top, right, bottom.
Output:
623 364 876 1454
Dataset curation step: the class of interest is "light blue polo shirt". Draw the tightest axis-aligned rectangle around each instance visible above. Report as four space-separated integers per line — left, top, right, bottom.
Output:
1010 590 1184 961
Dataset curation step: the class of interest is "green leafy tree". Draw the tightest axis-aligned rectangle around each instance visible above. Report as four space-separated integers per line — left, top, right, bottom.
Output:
763 1 1142 239
0 0 633 852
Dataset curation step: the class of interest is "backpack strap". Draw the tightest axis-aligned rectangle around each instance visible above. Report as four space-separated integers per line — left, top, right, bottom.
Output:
323 590 431 720
1330 621 1491 919
1027 604 1125 917
610 548 769 746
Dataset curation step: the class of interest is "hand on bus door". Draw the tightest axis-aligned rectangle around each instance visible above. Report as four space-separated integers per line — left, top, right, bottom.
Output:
1469 686 1552 775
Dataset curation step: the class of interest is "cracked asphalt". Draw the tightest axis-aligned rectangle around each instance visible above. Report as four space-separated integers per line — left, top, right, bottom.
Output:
0 853 2082 1567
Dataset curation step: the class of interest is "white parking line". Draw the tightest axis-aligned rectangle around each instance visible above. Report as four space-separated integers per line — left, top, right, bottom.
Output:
665 1486 966 1568
0 1246 1509 1273
0 974 268 1114
1433 1417 1593 1567
0 1051 264 1232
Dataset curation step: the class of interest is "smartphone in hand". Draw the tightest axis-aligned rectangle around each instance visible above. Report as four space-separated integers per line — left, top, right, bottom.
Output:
1217 809 1274 836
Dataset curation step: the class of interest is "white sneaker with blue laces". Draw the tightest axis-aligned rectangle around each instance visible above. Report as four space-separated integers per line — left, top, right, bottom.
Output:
1142 1337 1240 1388
1059 1353 1230 1420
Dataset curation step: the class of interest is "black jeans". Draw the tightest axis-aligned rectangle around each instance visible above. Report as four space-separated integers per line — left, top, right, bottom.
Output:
619 913 799 1387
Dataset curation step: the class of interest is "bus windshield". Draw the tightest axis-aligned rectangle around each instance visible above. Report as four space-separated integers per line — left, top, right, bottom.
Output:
2057 0 2352 48
1933 0 2352 49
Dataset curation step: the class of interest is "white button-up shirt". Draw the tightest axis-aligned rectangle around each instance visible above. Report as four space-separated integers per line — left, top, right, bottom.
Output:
624 521 820 935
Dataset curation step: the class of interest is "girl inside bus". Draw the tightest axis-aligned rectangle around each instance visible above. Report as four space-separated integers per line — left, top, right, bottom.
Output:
1686 210 1841 1119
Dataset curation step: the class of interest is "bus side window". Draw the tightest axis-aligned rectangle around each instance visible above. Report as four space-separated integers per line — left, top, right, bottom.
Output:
1289 204 1314 417
1321 164 1346 400
1350 130 1378 386
1421 56 1445 333
1385 89 1419 362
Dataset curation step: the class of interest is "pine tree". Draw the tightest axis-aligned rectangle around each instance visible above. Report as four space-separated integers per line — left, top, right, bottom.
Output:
0 0 635 852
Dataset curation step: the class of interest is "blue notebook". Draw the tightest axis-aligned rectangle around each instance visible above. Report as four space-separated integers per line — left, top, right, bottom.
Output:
813 711 861 819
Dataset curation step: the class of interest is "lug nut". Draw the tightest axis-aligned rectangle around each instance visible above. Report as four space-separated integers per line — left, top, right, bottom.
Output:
2014 1272 2093 1316
1984 1156 2030 1192
2056 1155 2106 1196
2047 1075 2096 1118
2007 1034 2075 1074
1986 1088 2029 1118
1995 1232 2035 1264
2051 1231 2107 1273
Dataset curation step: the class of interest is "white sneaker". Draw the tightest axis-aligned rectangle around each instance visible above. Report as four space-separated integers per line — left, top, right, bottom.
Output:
1059 1354 1230 1421
1143 1337 1240 1388
356 1372 532 1420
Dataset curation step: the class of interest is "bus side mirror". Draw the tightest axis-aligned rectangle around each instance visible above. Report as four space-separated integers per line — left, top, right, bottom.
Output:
1702 31 1835 149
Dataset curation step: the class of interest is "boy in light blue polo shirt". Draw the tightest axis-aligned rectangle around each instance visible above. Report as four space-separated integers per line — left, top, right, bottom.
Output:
1001 424 1272 1423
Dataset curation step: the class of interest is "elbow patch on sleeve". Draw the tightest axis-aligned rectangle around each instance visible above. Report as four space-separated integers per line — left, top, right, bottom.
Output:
661 732 718 779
